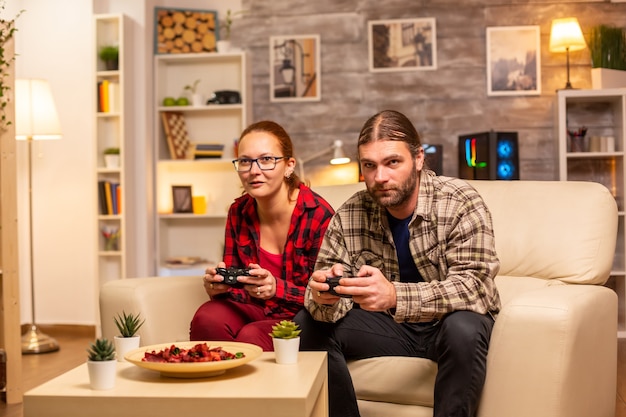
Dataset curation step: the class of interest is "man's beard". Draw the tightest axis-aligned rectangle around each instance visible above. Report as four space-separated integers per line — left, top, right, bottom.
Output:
368 164 419 209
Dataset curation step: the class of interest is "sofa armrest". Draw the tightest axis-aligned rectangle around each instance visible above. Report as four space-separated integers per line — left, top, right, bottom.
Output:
99 276 208 346
478 285 617 417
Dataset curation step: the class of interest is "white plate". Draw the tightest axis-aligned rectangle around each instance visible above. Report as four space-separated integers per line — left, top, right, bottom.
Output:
124 341 262 378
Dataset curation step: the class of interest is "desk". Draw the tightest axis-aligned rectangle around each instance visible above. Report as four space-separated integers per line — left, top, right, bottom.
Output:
24 352 327 417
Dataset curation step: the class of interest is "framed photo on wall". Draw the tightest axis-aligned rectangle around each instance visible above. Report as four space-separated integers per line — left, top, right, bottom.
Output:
154 7 218 54
486 26 541 96
172 185 193 213
368 18 437 72
270 34 321 102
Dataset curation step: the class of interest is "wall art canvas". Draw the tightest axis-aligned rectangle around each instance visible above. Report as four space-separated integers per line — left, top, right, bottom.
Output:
368 18 437 72
270 35 321 102
486 26 541 96
154 7 218 54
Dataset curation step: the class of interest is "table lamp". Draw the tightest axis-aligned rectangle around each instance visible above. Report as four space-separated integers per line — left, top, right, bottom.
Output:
549 17 587 89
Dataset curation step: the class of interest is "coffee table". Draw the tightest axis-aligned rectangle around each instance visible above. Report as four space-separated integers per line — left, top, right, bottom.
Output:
24 351 327 417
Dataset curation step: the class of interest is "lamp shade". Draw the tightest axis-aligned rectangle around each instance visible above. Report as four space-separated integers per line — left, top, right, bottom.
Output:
549 17 587 53
15 78 62 140
330 140 351 165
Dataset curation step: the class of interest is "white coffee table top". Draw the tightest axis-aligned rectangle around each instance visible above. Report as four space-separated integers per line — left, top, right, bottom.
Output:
24 351 328 417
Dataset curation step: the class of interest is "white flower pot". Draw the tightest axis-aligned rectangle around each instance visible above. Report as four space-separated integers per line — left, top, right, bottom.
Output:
104 154 120 168
591 68 626 89
216 40 231 53
272 337 300 364
114 335 140 362
87 360 117 390
191 93 204 107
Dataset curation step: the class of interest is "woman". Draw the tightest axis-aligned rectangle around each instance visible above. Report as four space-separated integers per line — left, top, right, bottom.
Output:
189 120 335 351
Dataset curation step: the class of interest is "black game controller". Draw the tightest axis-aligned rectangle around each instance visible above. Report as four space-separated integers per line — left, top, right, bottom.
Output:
325 276 352 298
215 267 251 289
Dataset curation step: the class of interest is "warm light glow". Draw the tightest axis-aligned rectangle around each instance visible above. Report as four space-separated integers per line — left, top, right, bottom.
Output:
15 79 62 141
330 140 351 165
549 17 587 53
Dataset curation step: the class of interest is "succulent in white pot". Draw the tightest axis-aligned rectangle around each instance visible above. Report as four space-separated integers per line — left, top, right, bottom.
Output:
86 338 117 390
113 311 144 361
269 320 301 364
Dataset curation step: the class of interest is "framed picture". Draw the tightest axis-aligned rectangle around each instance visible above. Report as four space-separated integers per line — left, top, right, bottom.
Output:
368 18 437 72
172 185 193 213
154 7 218 54
486 26 541 96
161 112 191 160
270 35 321 102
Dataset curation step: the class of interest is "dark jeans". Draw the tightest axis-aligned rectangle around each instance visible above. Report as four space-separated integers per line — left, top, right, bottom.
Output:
294 308 494 417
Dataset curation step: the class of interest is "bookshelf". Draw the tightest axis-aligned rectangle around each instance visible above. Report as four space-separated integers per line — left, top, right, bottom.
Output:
94 14 131 286
556 88 626 337
153 52 251 276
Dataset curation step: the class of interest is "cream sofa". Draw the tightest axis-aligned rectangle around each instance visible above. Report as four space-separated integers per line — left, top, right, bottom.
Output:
100 180 618 417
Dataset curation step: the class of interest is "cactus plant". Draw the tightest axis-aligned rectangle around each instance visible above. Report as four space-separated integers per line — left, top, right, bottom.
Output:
114 311 145 338
87 338 116 361
269 320 301 339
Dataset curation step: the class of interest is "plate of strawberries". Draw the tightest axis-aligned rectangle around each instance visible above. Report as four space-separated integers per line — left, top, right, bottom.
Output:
124 341 263 378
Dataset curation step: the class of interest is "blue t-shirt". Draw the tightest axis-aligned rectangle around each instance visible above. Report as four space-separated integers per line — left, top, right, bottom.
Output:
387 212 423 283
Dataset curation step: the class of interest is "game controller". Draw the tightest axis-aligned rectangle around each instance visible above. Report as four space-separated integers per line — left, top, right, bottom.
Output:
215 267 252 289
324 276 352 298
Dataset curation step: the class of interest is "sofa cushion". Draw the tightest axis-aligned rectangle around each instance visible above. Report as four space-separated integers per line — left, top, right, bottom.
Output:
348 356 436 407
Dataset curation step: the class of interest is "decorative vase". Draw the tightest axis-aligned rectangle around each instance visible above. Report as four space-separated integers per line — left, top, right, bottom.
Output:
87 360 117 390
272 337 300 364
192 93 204 107
113 335 140 362
104 154 120 168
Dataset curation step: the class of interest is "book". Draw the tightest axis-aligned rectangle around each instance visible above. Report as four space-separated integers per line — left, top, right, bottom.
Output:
104 181 113 214
97 180 108 214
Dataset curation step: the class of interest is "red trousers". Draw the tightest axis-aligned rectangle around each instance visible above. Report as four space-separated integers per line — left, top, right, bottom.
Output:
189 298 285 351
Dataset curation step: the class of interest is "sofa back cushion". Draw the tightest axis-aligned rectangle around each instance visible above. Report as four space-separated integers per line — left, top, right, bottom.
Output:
467 180 617 286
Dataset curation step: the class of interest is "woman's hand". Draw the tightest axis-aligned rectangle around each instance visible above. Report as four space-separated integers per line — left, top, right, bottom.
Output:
203 262 230 297
239 263 276 300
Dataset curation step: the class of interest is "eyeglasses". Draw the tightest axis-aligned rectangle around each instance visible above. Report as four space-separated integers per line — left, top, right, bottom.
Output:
232 156 289 172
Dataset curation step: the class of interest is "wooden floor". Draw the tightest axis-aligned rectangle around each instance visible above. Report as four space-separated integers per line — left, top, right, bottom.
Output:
1 327 626 417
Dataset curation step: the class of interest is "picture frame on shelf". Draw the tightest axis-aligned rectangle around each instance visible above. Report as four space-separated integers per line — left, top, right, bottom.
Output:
161 111 191 160
486 26 541 96
172 185 193 213
368 18 437 72
270 34 321 102
154 7 218 54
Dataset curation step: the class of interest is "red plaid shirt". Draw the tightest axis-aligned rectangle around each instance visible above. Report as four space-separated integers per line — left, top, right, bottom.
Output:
222 184 335 318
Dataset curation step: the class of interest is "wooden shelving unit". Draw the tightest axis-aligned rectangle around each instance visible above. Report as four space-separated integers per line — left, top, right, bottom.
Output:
556 88 626 337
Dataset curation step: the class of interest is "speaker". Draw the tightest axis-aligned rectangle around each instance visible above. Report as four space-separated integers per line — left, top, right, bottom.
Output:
458 131 519 180
422 144 443 175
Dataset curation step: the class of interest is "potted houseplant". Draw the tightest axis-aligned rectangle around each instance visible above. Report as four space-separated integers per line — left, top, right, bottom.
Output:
184 79 203 107
269 319 301 364
99 45 119 71
588 24 626 89
113 311 144 362
86 338 117 390
103 147 120 168
217 9 245 53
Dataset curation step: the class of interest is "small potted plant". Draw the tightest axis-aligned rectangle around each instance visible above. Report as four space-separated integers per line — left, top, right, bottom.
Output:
269 319 301 364
98 45 119 71
86 338 117 390
113 311 144 362
588 24 626 89
184 79 203 106
103 147 120 168
217 9 245 52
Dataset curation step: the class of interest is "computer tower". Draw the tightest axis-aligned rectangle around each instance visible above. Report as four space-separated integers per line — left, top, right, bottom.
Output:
458 131 519 180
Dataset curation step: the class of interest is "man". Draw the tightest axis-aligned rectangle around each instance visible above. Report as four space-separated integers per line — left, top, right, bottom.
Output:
295 110 501 417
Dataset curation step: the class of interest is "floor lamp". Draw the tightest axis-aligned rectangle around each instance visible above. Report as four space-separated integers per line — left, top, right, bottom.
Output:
297 140 351 181
15 79 63 354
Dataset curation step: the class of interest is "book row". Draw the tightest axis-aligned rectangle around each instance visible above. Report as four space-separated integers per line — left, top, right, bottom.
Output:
97 80 120 113
98 180 121 215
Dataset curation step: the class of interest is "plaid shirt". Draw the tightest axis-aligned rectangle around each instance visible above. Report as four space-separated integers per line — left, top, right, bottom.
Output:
223 183 335 318
305 170 501 323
